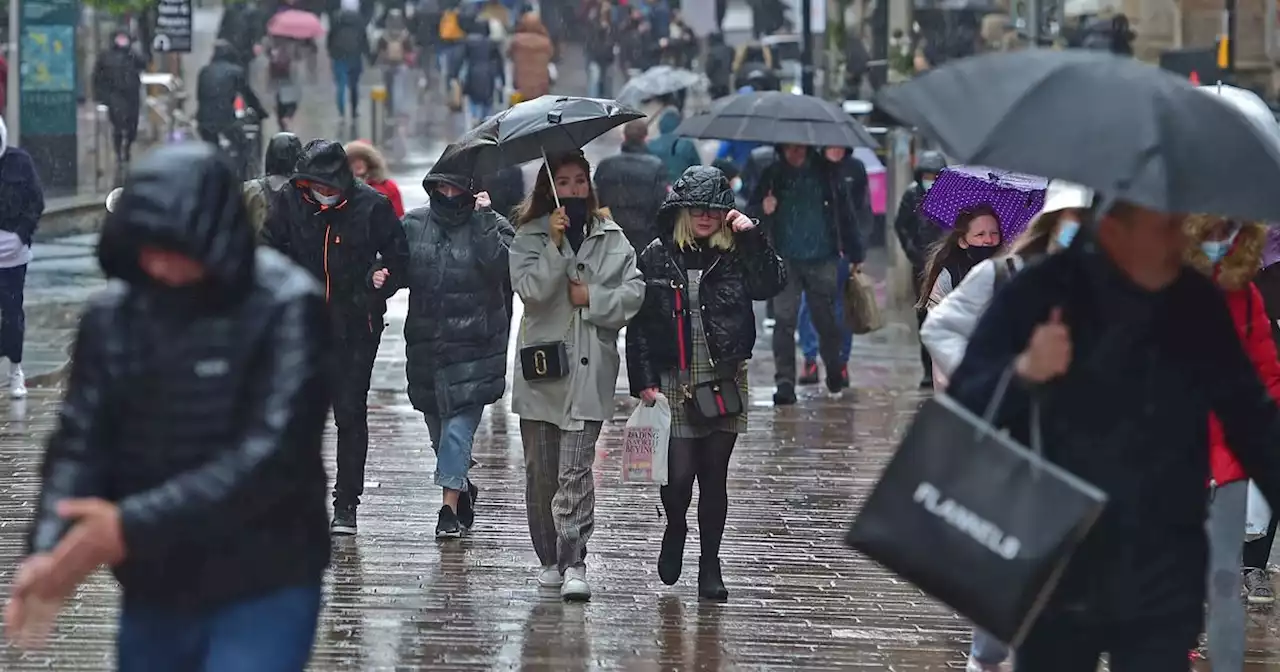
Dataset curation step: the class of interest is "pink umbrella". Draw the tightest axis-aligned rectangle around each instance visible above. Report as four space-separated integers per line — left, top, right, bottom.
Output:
267 9 324 40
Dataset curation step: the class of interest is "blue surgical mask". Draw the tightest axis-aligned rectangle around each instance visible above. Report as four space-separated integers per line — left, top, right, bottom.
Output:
1054 218 1080 249
921 178 935 190
731 177 743 193
1202 226 1241 264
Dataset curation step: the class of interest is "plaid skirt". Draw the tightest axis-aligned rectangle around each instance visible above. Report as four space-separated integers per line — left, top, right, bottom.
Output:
659 269 748 438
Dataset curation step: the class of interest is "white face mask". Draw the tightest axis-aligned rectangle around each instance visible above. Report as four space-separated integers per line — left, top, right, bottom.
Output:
311 189 340 206
921 178 935 190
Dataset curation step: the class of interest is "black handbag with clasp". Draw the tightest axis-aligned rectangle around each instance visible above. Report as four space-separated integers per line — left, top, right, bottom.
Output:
519 341 571 381
685 379 744 422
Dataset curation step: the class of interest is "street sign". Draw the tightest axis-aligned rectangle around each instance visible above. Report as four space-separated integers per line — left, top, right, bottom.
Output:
154 0 193 53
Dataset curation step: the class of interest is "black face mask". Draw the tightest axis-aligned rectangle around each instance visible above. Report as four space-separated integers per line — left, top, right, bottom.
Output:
965 245 1001 263
560 197 590 229
432 191 475 225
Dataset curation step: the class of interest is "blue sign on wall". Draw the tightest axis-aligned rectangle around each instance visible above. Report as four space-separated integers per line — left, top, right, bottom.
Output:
19 0 80 191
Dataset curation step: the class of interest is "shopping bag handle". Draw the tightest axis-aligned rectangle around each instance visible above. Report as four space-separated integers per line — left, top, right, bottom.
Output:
975 363 1046 474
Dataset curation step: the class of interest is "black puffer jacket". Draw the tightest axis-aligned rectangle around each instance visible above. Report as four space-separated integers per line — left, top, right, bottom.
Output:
262 139 409 342
403 176 515 416
626 166 786 396
594 142 668 253
29 143 331 609
893 184 940 271
453 24 504 102
196 42 268 132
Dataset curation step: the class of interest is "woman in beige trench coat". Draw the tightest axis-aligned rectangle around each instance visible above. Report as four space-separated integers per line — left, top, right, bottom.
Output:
509 151 645 602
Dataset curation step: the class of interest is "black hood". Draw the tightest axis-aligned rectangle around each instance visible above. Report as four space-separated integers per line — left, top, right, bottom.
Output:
98 143 255 298
212 39 238 62
656 166 736 234
914 150 947 179
292 139 355 193
264 132 303 176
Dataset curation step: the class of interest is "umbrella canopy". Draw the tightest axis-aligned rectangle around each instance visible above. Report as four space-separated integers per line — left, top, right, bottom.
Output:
429 95 644 182
616 66 707 108
876 49 1280 222
267 9 325 40
919 166 1048 241
673 91 879 148
1198 83 1280 153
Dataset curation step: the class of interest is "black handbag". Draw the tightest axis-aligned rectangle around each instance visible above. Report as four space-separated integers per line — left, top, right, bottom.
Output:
846 368 1107 647
519 341 571 381
684 379 743 422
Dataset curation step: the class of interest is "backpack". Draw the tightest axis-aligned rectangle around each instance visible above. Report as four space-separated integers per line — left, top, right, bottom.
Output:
439 10 464 41
992 256 1019 292
268 45 292 78
242 177 272 241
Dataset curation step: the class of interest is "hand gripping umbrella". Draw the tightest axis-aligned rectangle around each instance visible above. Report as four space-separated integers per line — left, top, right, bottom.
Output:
429 96 644 206
876 49 1280 222
673 91 879 149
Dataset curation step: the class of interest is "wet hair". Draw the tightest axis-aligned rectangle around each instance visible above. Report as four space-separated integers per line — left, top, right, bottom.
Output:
514 151 605 226
1009 209 1071 259
916 204 1002 309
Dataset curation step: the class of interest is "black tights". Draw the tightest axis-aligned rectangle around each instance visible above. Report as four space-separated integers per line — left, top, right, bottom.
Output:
660 432 737 559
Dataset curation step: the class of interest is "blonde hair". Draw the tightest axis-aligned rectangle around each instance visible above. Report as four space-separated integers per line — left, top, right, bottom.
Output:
1008 210 1065 259
674 210 735 251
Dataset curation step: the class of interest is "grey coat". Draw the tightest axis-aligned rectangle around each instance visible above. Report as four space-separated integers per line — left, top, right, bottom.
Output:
509 214 645 430
403 205 515 417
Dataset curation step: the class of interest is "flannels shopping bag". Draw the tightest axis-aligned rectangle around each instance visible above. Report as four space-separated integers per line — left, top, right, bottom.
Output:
622 396 672 485
846 370 1107 646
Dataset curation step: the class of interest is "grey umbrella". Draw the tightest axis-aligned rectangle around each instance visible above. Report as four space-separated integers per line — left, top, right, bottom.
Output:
616 66 707 108
673 91 880 148
876 49 1280 221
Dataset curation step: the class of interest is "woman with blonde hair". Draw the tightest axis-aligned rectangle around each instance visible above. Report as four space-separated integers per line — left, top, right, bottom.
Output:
626 166 786 601
508 151 645 602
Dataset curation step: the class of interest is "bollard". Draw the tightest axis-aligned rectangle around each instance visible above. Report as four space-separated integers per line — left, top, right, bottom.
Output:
369 85 388 148
94 104 110 193
883 127 918 313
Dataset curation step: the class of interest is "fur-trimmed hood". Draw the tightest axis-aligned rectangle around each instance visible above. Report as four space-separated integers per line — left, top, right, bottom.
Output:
1184 215 1266 291
344 140 389 183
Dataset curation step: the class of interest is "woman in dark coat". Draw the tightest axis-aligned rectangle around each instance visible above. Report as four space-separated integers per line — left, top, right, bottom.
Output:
625 166 786 601
453 21 504 122
92 32 147 164
401 172 514 539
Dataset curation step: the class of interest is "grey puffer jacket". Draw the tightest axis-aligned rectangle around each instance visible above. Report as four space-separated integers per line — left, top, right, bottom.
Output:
403 199 515 417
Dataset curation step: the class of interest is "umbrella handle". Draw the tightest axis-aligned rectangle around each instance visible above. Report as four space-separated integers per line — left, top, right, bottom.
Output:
541 147 561 209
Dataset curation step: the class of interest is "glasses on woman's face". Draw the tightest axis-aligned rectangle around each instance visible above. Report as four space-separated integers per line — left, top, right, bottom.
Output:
689 208 722 220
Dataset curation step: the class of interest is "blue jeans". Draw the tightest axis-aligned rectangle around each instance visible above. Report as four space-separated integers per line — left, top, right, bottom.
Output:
0 265 26 364
970 628 1010 665
331 59 362 116
798 260 851 363
117 583 322 672
424 405 485 491
468 98 493 124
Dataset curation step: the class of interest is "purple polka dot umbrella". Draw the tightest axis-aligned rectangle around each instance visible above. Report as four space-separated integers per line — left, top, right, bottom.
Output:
918 165 1049 243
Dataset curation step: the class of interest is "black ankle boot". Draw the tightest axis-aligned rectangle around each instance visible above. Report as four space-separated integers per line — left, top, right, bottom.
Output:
658 523 687 585
698 556 728 601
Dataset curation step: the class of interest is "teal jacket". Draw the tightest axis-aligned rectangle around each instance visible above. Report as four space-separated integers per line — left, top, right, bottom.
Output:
647 108 702 183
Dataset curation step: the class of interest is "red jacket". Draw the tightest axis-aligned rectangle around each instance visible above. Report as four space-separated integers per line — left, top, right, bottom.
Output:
367 178 404 218
1210 282 1280 485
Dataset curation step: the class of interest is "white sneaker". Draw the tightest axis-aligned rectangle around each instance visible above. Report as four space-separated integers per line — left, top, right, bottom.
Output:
536 566 563 588
561 566 591 601
10 365 26 398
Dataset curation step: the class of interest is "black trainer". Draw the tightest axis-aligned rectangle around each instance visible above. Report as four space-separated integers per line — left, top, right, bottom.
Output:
436 505 462 539
331 503 357 536
457 480 479 530
798 360 820 385
773 382 797 406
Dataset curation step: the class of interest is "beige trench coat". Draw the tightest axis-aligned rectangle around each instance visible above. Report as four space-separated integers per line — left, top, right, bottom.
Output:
509 214 645 431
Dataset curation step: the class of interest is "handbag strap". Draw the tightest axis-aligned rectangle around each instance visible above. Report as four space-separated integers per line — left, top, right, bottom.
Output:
519 306 577 345
973 362 1045 460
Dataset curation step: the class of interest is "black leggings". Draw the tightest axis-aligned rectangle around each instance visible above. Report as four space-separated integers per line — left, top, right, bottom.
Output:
659 432 737 559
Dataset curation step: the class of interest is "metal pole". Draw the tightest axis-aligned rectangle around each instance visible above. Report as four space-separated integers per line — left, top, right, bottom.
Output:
1224 0 1237 75
801 0 815 94
1027 0 1040 47
7 0 19 143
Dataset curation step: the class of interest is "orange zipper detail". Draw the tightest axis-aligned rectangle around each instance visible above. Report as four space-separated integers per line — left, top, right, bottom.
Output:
323 224 332 302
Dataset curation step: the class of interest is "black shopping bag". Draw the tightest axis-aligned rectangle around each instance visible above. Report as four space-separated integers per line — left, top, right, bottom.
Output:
846 375 1107 647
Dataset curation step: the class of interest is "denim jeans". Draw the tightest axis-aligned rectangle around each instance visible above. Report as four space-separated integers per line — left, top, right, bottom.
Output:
970 628 1010 665
468 98 493 125
798 260 851 363
424 405 485 491
117 583 322 672
587 61 612 98
331 59 362 116
0 264 26 364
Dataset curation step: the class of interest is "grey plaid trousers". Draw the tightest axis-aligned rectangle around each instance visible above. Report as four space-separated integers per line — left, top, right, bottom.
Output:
520 419 604 572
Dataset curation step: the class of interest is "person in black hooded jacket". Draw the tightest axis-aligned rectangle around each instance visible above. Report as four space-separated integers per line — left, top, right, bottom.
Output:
402 172 514 538
262 139 409 536
625 166 786 601
5 143 331 664
243 132 302 239
892 149 946 387
451 21 504 122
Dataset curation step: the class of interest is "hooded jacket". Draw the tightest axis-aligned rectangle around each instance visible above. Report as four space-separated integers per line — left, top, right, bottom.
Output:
453 21 504 103
243 132 302 238
92 36 146 123
30 143 331 609
893 152 948 271
403 175 515 416
508 14 554 99
262 140 410 342
748 147 863 264
344 140 405 217
647 108 703 184
593 141 668 253
625 167 787 395
0 118 44 248
327 8 370 62
1184 219 1280 486
196 41 268 131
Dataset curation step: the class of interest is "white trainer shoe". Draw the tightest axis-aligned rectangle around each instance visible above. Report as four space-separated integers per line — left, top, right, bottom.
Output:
537 566 563 588
10 365 26 398
561 566 591 602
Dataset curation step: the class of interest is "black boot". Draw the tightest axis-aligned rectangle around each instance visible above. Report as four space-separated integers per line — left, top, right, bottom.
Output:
658 522 687 585
698 556 728 601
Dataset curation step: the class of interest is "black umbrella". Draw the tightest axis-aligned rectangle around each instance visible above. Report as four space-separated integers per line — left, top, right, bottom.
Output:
672 91 879 148
876 49 1280 221
430 96 644 182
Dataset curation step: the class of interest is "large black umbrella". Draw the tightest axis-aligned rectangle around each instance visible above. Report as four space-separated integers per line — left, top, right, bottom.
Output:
673 91 880 148
877 48 1280 221
430 96 644 182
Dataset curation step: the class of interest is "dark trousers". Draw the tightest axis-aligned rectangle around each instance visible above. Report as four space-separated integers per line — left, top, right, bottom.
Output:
0 265 26 364
1244 514 1279 569
330 336 380 506
1016 614 1199 671
771 259 842 384
912 265 933 381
